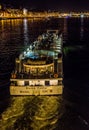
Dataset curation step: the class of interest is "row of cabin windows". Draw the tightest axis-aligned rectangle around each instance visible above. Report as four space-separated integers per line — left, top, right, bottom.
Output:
11 80 62 86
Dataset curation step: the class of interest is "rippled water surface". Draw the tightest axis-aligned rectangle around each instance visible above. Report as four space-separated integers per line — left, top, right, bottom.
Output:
0 18 89 130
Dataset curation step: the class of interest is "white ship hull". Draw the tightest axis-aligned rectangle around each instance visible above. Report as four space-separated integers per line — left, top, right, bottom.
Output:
10 30 63 96
10 85 63 96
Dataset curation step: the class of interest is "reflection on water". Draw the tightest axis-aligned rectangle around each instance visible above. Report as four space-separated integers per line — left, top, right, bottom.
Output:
23 19 29 45
0 96 63 130
80 17 84 41
0 18 64 130
0 18 89 130
63 18 68 44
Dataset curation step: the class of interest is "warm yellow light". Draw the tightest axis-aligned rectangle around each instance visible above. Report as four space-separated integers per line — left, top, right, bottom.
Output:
0 5 2 9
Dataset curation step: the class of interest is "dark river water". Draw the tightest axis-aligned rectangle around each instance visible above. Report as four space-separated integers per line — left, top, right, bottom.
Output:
0 17 89 130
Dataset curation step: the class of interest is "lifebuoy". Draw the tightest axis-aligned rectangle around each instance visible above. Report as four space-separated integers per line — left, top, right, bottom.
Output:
54 74 58 78
11 74 16 79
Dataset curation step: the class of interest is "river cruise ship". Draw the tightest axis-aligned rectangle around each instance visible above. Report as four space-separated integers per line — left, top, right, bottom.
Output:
10 30 63 95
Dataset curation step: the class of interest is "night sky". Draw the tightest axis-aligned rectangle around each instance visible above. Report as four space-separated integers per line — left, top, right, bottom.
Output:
0 0 89 11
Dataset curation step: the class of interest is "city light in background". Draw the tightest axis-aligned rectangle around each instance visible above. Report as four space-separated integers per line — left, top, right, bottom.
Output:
0 2 89 19
0 0 89 129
